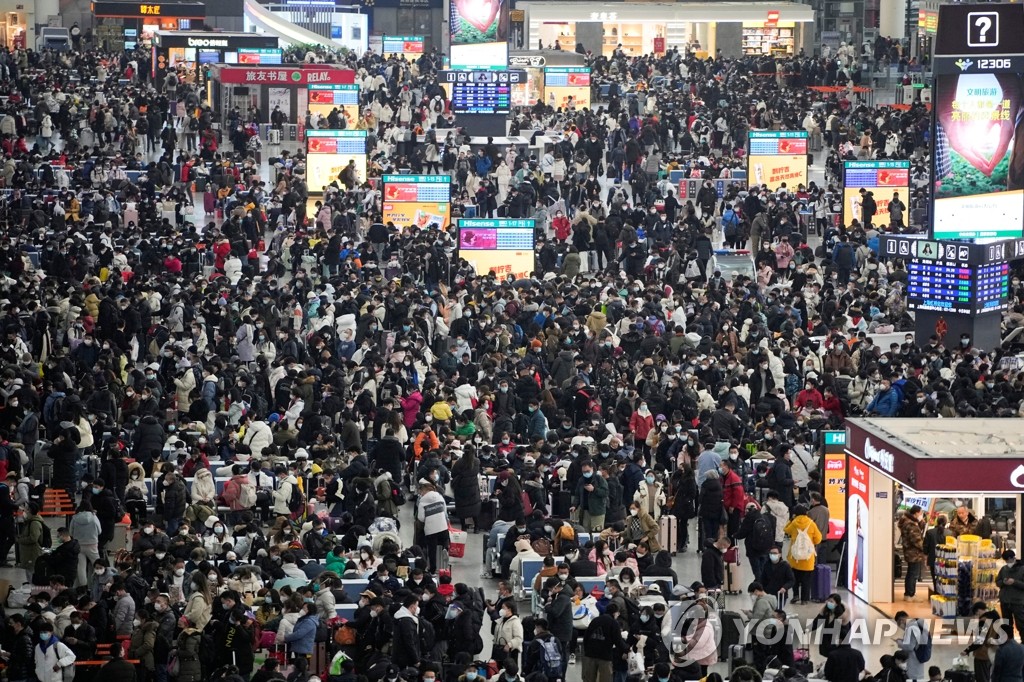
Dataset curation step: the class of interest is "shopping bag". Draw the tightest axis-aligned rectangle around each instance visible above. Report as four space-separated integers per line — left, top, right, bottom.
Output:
448 525 467 559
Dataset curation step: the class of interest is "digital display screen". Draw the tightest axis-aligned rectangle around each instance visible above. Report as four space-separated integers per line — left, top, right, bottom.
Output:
238 48 283 65
308 84 360 128
382 174 452 230
932 72 1024 240
306 130 367 194
449 0 508 70
906 260 1011 315
748 130 809 191
457 218 536 280
543 67 591 110
975 262 1011 312
441 70 524 114
382 35 424 57
842 160 911 227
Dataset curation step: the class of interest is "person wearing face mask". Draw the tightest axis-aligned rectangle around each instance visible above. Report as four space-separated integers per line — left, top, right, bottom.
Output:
633 470 666 522
128 607 159 682
571 460 609 533
62 607 98 662
492 600 524 666
32 621 76 682
810 594 851 659
390 594 422 669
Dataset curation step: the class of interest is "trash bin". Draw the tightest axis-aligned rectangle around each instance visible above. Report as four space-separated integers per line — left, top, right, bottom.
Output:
268 129 281 145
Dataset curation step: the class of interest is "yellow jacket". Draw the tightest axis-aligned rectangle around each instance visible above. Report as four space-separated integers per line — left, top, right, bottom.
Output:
429 400 453 421
784 514 822 572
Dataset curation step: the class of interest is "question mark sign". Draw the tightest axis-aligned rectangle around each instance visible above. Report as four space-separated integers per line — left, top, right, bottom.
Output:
976 15 992 43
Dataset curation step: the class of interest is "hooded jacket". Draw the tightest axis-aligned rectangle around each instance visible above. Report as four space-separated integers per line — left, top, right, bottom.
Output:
392 606 421 667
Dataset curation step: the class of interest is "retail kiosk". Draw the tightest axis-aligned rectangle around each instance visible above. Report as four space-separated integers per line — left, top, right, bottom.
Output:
92 1 207 47
153 31 279 84
844 418 1022 618
515 2 813 59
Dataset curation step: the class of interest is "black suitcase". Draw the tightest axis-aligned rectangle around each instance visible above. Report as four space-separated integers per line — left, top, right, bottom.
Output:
477 499 496 532
718 611 744 661
946 671 974 682
32 554 51 586
552 490 571 518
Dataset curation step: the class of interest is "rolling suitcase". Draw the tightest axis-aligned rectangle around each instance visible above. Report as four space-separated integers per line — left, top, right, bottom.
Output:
718 611 744 661
659 514 678 555
812 563 832 602
204 191 216 214
724 547 743 595
552 489 571 518
729 644 753 674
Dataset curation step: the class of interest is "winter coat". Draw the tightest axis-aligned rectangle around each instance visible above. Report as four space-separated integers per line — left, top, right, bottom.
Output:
392 607 421 667
191 469 216 505
633 482 666 520
451 456 482 519
183 590 212 631
370 436 405 482
174 369 197 408
175 630 203 682
784 515 822 572
162 476 187 519
17 513 45 568
34 637 76 682
129 620 158 671
899 514 926 564
285 614 318 655
494 614 524 654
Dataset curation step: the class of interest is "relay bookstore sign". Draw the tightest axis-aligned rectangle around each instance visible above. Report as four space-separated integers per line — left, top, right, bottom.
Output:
216 66 355 86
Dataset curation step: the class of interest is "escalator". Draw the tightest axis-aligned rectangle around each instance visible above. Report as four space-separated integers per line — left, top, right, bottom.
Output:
243 0 339 50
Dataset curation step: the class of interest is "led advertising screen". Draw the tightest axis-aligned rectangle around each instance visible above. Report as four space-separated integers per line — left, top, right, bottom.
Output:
904 253 1010 315
747 130 808 191
457 218 536 280
238 48 282 65
842 160 911 227
441 70 524 114
308 84 360 128
847 456 870 602
381 35 424 58
543 67 591 110
306 130 367 194
382 174 452 230
933 72 1024 239
449 0 508 70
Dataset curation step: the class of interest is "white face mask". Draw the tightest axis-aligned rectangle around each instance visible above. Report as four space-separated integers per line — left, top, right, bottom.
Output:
174 568 185 577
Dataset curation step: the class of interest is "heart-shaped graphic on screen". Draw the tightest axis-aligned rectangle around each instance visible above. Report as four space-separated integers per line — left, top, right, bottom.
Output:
454 0 500 34
937 72 1021 177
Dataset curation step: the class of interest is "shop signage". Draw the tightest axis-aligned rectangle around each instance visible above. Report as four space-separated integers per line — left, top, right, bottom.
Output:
509 55 545 67
653 37 665 53
92 1 205 18
862 437 896 474
765 9 779 27
1012 464 1024 488
187 37 228 47
848 420 1024 493
216 66 355 86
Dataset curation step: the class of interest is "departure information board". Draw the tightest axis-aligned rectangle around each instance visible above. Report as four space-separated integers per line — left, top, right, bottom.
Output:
906 260 1011 315
238 48 282 65
441 70 525 114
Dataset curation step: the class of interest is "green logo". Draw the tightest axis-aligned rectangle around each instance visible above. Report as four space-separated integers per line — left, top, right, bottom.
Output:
291 71 302 82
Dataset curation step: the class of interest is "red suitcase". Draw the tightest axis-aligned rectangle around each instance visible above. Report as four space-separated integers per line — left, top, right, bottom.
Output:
204 191 216 214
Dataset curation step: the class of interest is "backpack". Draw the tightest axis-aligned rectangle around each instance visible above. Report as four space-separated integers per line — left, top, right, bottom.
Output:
334 623 357 646
538 636 564 680
237 481 257 509
722 209 739 237
419 617 436 653
34 517 52 549
791 526 815 562
288 481 305 513
914 622 932 663
621 596 642 629
749 514 774 553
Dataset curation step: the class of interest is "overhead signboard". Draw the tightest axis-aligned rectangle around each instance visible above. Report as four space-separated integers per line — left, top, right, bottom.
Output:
381 35 424 58
931 3 1024 241
238 47 283 65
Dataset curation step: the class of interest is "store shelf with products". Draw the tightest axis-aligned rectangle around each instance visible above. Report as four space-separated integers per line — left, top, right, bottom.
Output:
602 23 645 56
742 25 795 56
930 535 1000 619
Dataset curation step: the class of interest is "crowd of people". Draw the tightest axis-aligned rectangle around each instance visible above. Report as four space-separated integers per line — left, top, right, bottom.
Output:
0 23 1020 682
